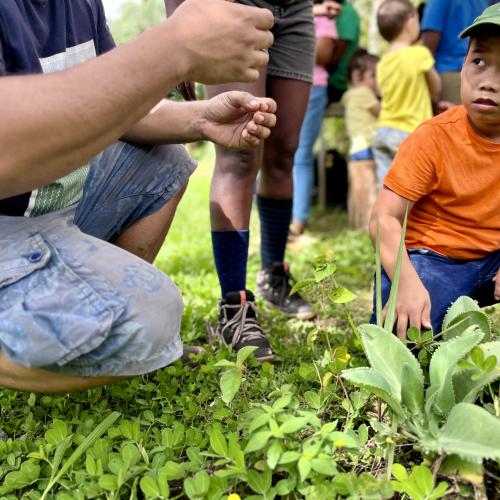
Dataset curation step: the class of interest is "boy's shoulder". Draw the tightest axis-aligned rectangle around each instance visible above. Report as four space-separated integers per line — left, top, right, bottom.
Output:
414 105 466 136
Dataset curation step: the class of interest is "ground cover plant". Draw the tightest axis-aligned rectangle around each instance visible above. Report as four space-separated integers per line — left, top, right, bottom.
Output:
0 148 499 499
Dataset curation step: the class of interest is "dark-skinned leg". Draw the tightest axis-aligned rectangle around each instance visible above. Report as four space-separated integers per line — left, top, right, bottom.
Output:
205 75 274 362
256 76 315 320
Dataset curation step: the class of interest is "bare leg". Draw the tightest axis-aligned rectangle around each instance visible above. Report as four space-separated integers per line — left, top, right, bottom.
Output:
112 183 187 263
259 77 311 199
206 75 266 230
0 353 126 393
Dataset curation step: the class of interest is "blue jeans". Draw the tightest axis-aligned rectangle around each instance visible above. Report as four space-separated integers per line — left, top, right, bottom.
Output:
372 248 500 333
0 142 196 376
372 127 409 189
292 85 328 223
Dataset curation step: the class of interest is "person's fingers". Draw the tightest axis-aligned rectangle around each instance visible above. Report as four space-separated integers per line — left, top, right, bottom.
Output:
396 313 408 339
246 121 271 139
253 30 274 51
257 97 277 113
249 6 275 30
421 301 432 330
240 67 261 83
249 48 270 69
242 129 260 146
253 111 277 128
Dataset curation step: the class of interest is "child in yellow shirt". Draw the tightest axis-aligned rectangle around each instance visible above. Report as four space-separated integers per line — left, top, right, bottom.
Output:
373 0 441 188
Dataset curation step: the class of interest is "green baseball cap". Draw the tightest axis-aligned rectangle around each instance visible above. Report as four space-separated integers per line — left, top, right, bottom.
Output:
460 3 500 39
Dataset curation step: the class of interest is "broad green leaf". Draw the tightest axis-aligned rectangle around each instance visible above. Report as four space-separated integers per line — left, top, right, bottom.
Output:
440 455 484 485
290 278 316 295
330 287 357 304
311 457 337 476
162 461 186 480
220 368 242 404
304 391 321 410
429 328 483 416
342 367 407 418
453 341 500 404
423 403 500 463
279 416 309 434
0 460 40 494
247 469 272 494
99 474 118 491
314 261 336 283
248 412 270 433
140 476 160 498
209 427 228 457
391 463 408 482
276 477 296 496
272 394 292 411
278 451 301 464
245 431 272 453
184 471 210 499
45 421 69 446
227 435 246 472
441 296 480 331
266 440 282 470
298 456 312 482
442 310 492 342
236 345 258 366
412 465 434 496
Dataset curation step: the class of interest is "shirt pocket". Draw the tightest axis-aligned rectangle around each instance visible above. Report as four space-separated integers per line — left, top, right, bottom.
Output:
0 233 125 369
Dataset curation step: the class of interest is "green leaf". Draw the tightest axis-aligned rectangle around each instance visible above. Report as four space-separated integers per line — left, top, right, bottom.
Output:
423 403 500 463
298 456 312 482
311 457 337 476
279 416 309 434
275 477 296 496
470 346 484 365
290 278 316 295
342 367 407 418
441 296 481 330
271 394 292 411
453 341 500 404
429 328 484 416
247 469 272 495
209 426 228 457
440 456 484 485
220 368 242 404
45 421 69 446
391 463 408 482
140 476 161 498
266 439 282 470
314 260 336 283
162 461 186 480
412 465 434 496
384 206 408 332
99 474 118 491
304 391 321 410
0 460 40 494
236 345 258 366
278 451 301 464
184 471 210 499
245 431 272 453
330 287 357 304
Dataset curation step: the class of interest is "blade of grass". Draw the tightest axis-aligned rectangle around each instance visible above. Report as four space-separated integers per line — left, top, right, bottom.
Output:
383 206 409 333
375 219 382 327
41 411 120 500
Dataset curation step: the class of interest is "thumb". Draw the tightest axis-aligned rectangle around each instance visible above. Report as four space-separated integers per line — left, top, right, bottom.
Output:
226 91 260 111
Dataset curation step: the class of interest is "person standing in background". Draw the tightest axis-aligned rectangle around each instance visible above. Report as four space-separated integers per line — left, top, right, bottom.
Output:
421 0 489 105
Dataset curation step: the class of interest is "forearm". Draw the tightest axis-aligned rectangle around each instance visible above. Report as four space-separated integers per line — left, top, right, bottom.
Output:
426 68 442 103
0 22 189 199
122 99 208 144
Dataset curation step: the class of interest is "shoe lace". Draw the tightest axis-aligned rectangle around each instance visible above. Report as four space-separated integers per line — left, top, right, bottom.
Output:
220 302 269 347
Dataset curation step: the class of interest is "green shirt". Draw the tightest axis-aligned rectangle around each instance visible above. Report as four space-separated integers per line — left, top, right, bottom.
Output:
328 2 360 92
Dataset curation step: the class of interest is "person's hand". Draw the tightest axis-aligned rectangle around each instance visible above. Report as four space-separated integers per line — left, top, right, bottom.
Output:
493 266 500 301
383 274 432 339
313 1 341 18
168 0 274 85
200 91 277 148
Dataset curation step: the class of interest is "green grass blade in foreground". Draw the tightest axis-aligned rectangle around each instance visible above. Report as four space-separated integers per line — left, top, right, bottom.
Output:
375 219 382 327
383 206 408 333
41 411 121 500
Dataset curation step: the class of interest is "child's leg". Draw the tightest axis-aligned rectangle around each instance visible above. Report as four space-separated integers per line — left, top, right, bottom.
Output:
372 128 409 189
347 158 377 230
372 249 480 334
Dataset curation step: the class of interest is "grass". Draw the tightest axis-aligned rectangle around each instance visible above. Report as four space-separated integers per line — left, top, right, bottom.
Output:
0 144 497 499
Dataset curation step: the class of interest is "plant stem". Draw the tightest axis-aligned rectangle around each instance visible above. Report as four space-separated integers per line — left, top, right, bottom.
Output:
385 413 399 479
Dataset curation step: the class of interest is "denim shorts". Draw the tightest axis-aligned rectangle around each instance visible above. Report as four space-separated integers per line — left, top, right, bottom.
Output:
372 127 410 189
372 248 500 333
0 141 196 377
237 0 315 83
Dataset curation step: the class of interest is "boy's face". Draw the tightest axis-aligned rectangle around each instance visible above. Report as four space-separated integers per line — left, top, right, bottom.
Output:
461 35 500 139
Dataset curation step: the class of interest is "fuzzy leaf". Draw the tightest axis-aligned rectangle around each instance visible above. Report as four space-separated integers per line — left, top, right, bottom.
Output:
453 341 500 404
441 296 480 330
423 403 500 463
358 324 424 413
342 367 407 418
429 328 484 416
442 311 492 342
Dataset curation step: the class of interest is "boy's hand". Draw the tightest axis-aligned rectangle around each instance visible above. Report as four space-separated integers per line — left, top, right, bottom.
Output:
200 91 277 149
493 266 500 301
168 0 274 85
383 271 432 339
313 1 341 18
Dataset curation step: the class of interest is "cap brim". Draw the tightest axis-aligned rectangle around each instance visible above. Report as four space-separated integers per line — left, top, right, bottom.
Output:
460 20 500 39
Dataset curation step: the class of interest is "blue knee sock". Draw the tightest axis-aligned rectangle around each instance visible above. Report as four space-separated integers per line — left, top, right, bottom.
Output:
257 195 293 269
211 230 250 297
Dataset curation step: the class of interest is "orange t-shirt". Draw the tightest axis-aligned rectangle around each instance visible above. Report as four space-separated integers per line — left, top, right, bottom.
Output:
384 105 500 260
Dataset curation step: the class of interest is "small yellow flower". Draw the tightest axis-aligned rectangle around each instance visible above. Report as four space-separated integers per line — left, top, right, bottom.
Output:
228 494 241 500
334 439 345 448
386 437 394 444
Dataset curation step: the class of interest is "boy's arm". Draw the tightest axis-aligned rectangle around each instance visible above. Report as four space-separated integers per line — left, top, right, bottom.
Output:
425 67 442 103
369 187 432 338
493 267 500 301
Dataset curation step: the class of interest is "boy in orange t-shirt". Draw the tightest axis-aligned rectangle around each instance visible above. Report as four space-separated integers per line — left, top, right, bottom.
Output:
370 4 500 337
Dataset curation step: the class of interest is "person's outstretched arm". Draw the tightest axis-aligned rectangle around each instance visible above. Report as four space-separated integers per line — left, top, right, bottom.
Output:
0 0 274 200
369 188 432 338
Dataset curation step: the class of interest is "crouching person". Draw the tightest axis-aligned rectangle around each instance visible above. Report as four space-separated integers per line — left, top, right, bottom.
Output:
370 4 500 338
0 0 276 393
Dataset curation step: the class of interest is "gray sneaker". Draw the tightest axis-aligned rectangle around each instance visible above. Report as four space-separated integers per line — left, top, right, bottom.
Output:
257 262 316 320
207 290 275 362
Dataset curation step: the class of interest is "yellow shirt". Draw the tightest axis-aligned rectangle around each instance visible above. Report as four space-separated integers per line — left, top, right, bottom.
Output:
377 45 434 133
342 85 379 155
